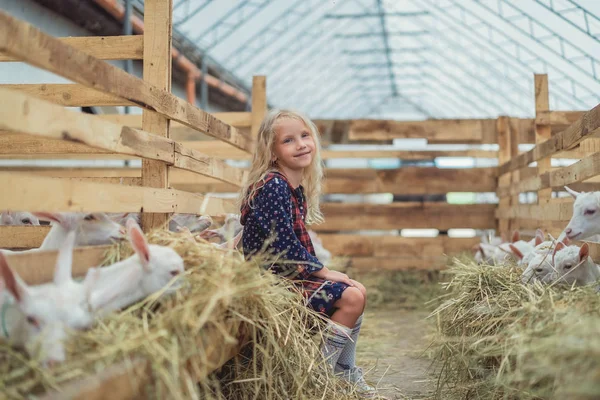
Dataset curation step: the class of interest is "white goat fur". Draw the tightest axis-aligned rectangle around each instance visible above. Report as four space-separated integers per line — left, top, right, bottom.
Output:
551 243 600 286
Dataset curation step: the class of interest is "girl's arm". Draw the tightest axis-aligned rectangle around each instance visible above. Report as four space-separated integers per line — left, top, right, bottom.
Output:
253 178 323 278
311 266 353 286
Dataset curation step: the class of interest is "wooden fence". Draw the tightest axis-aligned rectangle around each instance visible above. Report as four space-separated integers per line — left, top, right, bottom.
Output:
0 1 262 396
496 74 600 259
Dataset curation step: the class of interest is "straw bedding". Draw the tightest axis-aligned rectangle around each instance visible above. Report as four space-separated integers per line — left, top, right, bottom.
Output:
431 255 600 400
0 230 363 399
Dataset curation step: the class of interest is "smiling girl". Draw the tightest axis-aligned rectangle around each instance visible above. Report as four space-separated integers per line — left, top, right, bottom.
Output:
239 109 376 396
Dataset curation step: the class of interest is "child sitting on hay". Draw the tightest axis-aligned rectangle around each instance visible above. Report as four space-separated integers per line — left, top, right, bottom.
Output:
239 109 377 397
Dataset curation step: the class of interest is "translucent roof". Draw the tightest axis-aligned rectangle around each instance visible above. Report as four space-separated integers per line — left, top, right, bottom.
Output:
153 0 600 120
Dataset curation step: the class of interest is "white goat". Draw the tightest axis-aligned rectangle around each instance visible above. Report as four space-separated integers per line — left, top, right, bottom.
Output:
0 232 96 365
0 211 40 226
34 212 125 250
551 242 600 287
521 250 555 284
109 212 213 234
561 187 600 241
84 218 185 316
198 213 243 243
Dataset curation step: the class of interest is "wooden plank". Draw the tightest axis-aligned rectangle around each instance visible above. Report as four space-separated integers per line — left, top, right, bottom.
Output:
348 119 493 143
324 167 497 194
497 116 511 236
100 112 253 129
0 91 243 186
0 35 144 61
251 76 267 138
0 88 175 162
141 0 173 232
496 202 572 222
535 74 553 204
2 84 135 107
0 134 502 160
0 172 235 215
349 257 447 271
0 225 51 249
536 110 584 126
3 245 110 285
314 203 496 231
0 12 253 152
498 102 600 176
508 117 520 233
497 152 600 197
318 234 479 257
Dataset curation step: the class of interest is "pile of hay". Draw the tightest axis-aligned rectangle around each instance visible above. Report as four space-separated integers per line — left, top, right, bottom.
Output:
0 230 363 399
431 256 600 400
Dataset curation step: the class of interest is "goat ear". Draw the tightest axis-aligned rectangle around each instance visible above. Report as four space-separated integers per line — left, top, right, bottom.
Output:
0 253 27 303
54 230 76 286
509 244 524 259
562 236 570 245
32 212 63 224
198 229 221 240
511 230 520 243
553 242 566 264
478 245 487 258
579 243 590 261
564 186 580 199
127 218 151 270
501 232 508 243
535 229 544 246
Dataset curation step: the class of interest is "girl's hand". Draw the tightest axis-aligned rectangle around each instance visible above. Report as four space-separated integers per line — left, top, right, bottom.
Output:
324 270 354 287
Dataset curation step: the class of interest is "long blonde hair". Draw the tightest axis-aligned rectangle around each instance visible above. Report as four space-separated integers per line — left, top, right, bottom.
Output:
238 109 324 225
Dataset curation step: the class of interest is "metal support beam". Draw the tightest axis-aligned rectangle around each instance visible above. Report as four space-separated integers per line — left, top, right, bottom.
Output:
532 0 600 44
193 0 271 50
343 47 430 55
377 0 397 96
324 11 429 18
428 0 596 108
349 62 429 69
335 30 429 38
174 0 212 27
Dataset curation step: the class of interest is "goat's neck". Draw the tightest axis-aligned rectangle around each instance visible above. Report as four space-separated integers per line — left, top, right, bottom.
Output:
39 224 69 250
93 256 146 315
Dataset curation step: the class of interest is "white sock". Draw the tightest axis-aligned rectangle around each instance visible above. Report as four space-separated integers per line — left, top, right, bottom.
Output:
321 321 352 371
335 314 363 372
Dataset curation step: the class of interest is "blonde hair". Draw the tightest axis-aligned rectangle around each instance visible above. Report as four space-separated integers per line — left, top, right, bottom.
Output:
238 109 324 225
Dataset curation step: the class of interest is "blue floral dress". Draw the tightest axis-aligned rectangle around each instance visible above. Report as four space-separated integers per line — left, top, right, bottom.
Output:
240 171 349 316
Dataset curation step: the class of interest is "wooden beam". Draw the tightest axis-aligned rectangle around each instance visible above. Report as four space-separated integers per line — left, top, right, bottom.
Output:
535 74 553 204
0 133 504 160
496 202 572 222
314 203 496 231
349 257 447 271
0 172 235 215
324 167 497 194
3 245 110 285
0 90 244 186
318 234 479 257
497 117 511 236
535 110 584 126
348 119 494 143
100 112 253 129
498 102 600 176
0 225 51 249
497 147 600 197
0 35 144 61
251 76 266 139
141 0 173 232
0 12 253 152
2 84 135 107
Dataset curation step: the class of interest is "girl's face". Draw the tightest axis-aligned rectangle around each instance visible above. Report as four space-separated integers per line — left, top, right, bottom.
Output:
272 118 315 171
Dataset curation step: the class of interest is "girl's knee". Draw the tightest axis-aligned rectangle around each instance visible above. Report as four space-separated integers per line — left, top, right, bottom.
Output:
341 287 365 310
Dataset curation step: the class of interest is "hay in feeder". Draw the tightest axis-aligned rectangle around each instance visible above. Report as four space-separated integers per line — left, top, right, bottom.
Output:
0 230 368 399
431 256 600 400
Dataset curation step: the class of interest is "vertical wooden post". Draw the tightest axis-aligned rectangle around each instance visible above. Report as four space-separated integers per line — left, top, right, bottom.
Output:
250 76 267 139
535 74 552 204
141 0 173 232
508 118 520 233
497 116 511 238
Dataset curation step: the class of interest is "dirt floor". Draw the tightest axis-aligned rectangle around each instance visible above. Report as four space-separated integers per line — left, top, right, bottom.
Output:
356 307 438 400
